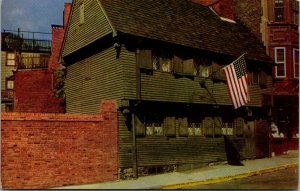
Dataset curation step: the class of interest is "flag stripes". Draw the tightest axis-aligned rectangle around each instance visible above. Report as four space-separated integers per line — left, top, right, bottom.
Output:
223 54 249 109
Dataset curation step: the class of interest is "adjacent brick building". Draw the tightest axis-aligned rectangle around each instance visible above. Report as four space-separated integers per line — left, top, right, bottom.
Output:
6 3 71 113
235 0 299 149
1 29 51 112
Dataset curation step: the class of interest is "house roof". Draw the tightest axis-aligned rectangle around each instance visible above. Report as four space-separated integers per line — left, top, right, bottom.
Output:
99 0 272 63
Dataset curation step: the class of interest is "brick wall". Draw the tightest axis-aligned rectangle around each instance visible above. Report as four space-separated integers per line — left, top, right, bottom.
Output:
1 100 118 189
13 69 65 113
191 0 234 20
13 3 71 113
234 0 262 40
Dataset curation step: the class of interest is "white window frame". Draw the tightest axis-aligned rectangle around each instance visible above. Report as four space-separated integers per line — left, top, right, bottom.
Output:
293 48 299 79
275 47 286 78
6 80 14 90
6 52 16 66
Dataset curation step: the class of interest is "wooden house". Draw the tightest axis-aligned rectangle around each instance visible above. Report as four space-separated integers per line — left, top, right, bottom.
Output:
60 0 274 178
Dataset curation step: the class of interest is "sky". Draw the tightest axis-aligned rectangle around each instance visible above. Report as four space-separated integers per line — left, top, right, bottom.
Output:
1 0 72 37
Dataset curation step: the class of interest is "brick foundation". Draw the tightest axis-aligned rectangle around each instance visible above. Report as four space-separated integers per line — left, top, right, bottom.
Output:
1 100 118 189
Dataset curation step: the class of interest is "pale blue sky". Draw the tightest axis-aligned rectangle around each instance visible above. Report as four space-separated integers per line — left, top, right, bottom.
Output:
1 0 72 34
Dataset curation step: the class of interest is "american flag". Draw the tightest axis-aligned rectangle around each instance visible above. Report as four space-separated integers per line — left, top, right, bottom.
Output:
223 54 250 109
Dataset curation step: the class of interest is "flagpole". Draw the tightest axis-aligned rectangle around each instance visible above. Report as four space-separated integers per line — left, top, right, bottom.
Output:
205 52 247 80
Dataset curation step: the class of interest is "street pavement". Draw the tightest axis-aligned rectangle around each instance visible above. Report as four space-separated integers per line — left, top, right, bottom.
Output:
53 150 298 189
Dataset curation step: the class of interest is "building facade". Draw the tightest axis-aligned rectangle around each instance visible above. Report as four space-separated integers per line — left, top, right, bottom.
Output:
60 0 274 178
1 29 52 112
235 0 299 151
3 3 72 113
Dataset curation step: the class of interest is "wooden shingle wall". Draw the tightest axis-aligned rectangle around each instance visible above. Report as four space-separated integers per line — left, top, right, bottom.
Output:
62 0 112 57
65 47 123 113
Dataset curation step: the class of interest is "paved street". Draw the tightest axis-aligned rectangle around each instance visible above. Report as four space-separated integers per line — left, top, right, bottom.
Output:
186 166 298 190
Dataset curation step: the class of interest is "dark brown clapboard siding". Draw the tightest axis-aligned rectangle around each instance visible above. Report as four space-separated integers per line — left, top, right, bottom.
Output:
120 46 137 99
65 47 124 114
118 111 134 168
62 0 112 57
138 68 272 107
135 136 246 167
135 136 246 166
139 71 227 105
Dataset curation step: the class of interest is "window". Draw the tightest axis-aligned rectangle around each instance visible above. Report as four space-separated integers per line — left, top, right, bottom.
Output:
145 115 163 136
274 0 284 22
194 56 211 77
188 116 203 136
221 118 244 136
152 49 172 72
275 47 286 78
222 122 234 135
294 49 299 78
6 80 14 90
79 3 85 24
6 52 15 66
293 0 299 25
20 53 41 69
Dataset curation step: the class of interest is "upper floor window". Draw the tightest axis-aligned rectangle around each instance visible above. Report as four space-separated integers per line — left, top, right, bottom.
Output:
152 49 172 72
6 52 15 66
194 56 211 77
294 48 299 78
275 47 286 78
274 0 284 22
79 3 85 25
138 49 215 77
293 0 299 25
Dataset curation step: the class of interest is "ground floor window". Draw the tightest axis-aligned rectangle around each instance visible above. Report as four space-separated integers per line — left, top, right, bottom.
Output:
146 116 163 136
134 111 244 137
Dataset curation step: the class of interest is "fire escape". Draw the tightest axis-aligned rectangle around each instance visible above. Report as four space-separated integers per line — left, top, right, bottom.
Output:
1 29 52 111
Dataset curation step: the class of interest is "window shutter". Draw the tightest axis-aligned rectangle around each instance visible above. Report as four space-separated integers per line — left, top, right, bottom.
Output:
235 117 244 136
248 72 253 84
183 58 194 75
214 117 222 136
138 49 152 69
173 55 183 74
212 62 224 80
164 117 176 136
178 117 188 136
259 70 267 88
135 115 145 135
203 117 213 136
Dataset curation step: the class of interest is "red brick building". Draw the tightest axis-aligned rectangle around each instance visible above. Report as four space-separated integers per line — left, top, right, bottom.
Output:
243 0 299 140
266 0 299 140
235 0 299 152
12 3 71 113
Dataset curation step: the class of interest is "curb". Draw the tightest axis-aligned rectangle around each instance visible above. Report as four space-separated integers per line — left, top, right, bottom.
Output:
160 163 298 189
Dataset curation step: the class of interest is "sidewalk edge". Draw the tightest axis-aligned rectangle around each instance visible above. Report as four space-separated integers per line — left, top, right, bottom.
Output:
160 163 298 189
